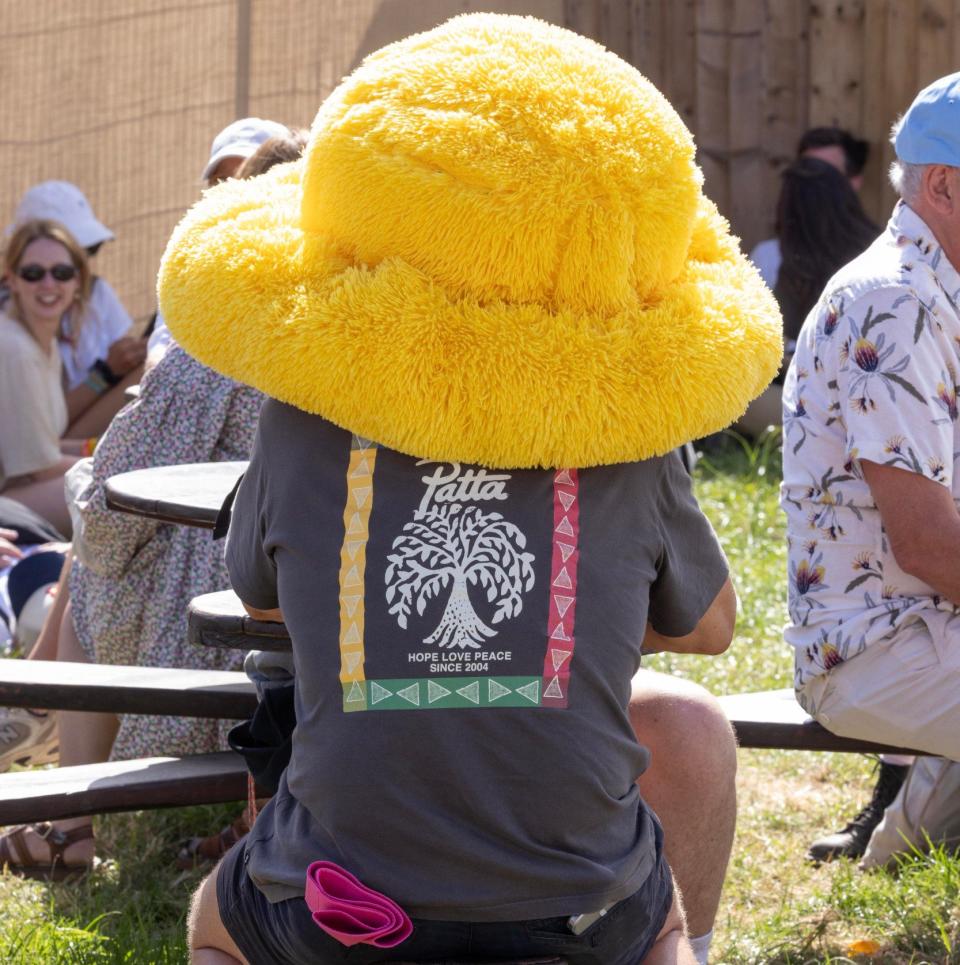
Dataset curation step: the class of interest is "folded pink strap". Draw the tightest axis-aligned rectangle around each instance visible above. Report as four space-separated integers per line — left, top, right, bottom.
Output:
305 861 413 948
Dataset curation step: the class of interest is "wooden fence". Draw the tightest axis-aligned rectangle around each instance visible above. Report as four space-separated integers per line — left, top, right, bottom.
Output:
1 0 958 322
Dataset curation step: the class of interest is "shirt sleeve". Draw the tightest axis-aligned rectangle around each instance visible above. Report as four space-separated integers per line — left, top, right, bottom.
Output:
90 278 134 343
837 287 955 489
225 425 279 610
0 348 63 479
146 311 173 358
749 238 781 289
648 452 729 637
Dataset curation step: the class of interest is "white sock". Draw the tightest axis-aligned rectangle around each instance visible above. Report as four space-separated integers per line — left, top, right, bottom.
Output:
689 929 713 965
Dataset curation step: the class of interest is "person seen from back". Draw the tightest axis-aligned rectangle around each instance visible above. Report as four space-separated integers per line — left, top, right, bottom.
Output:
161 16 782 964
737 158 879 435
774 158 879 346
782 71 960 866
207 107 754 959
750 126 871 290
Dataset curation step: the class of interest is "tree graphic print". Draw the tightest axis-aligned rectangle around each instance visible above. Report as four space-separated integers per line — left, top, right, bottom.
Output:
385 503 536 649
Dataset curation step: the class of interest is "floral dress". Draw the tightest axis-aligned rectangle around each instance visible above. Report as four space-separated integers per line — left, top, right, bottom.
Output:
69 345 262 760
781 202 960 690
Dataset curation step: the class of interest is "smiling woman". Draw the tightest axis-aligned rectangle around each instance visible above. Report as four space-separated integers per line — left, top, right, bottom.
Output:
0 219 93 534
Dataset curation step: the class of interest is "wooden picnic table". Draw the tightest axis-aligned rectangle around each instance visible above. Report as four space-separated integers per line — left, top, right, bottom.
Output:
189 590 291 652
104 461 291 646
105 460 246 529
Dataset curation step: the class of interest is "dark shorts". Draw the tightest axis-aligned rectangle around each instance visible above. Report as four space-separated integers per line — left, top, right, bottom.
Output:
217 821 673 965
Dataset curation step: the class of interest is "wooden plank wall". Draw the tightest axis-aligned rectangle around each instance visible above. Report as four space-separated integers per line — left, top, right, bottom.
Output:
258 0 959 252
605 0 960 250
2 0 957 322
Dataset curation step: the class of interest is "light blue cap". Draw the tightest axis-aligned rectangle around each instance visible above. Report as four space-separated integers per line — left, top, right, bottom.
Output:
895 71 960 165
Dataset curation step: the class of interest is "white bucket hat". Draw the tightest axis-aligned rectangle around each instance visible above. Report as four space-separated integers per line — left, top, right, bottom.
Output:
11 181 114 248
201 117 291 182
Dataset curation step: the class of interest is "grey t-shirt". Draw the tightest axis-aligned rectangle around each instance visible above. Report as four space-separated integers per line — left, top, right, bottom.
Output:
226 399 728 921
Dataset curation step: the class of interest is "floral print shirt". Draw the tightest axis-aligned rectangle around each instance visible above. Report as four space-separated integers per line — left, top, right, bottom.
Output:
69 345 262 759
782 202 960 687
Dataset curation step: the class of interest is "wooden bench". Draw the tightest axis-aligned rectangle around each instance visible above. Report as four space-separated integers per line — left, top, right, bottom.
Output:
0 662 258 824
0 653 918 760
0 660 257 719
0 688 918 824
0 752 251 824
187 591 923 756
715 690 923 755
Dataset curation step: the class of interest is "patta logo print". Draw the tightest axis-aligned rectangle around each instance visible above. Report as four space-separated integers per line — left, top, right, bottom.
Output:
385 463 536 649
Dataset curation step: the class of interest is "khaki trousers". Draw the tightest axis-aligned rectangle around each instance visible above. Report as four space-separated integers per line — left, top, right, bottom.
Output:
797 616 960 761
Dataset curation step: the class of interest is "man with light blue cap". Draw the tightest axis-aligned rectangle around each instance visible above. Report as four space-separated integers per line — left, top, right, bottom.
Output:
781 71 960 867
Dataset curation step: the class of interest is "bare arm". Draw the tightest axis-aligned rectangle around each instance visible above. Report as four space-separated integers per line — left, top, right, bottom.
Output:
64 336 147 422
5 454 78 486
241 602 285 623
64 382 102 422
861 459 960 606
60 438 86 457
642 576 737 655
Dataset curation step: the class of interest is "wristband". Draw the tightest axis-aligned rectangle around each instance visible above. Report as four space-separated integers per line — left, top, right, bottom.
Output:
83 369 110 395
82 437 99 458
93 359 121 387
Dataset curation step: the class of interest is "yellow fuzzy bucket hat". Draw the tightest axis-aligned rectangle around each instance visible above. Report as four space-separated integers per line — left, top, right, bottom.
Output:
159 13 781 469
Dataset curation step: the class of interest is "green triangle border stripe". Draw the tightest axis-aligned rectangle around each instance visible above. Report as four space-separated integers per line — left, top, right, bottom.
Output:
354 676 543 711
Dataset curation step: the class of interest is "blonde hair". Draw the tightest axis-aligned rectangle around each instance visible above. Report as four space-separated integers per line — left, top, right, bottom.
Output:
4 219 92 345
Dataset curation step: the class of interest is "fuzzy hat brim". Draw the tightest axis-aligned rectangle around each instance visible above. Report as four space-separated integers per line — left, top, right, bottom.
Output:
159 158 781 469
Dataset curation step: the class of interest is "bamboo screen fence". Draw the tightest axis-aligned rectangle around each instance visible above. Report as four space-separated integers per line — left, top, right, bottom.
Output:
1 0 958 322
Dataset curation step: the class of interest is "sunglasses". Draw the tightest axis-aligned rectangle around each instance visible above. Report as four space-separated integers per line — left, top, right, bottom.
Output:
16 263 78 283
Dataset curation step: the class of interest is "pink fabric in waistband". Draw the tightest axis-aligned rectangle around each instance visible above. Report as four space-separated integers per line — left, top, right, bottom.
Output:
304 861 413 948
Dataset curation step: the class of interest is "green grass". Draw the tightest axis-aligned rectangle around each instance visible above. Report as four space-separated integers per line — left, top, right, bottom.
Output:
1 430 958 963
0 805 234 963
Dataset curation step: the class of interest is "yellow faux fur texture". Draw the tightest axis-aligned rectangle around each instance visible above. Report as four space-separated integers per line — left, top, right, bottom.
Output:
159 13 782 469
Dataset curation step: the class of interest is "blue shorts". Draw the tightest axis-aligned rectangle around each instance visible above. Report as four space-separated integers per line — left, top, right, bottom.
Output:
217 821 673 965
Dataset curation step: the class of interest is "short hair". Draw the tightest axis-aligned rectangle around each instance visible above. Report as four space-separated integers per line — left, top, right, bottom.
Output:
797 127 870 178
888 159 926 201
4 219 92 340
887 115 934 202
236 130 308 179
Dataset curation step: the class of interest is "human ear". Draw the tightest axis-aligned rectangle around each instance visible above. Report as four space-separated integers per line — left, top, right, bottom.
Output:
924 165 955 214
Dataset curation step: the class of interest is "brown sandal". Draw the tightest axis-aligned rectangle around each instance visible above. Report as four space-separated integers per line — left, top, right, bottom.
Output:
0 822 94 881
175 812 249 871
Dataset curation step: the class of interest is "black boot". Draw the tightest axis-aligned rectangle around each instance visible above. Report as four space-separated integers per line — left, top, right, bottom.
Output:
807 761 910 863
